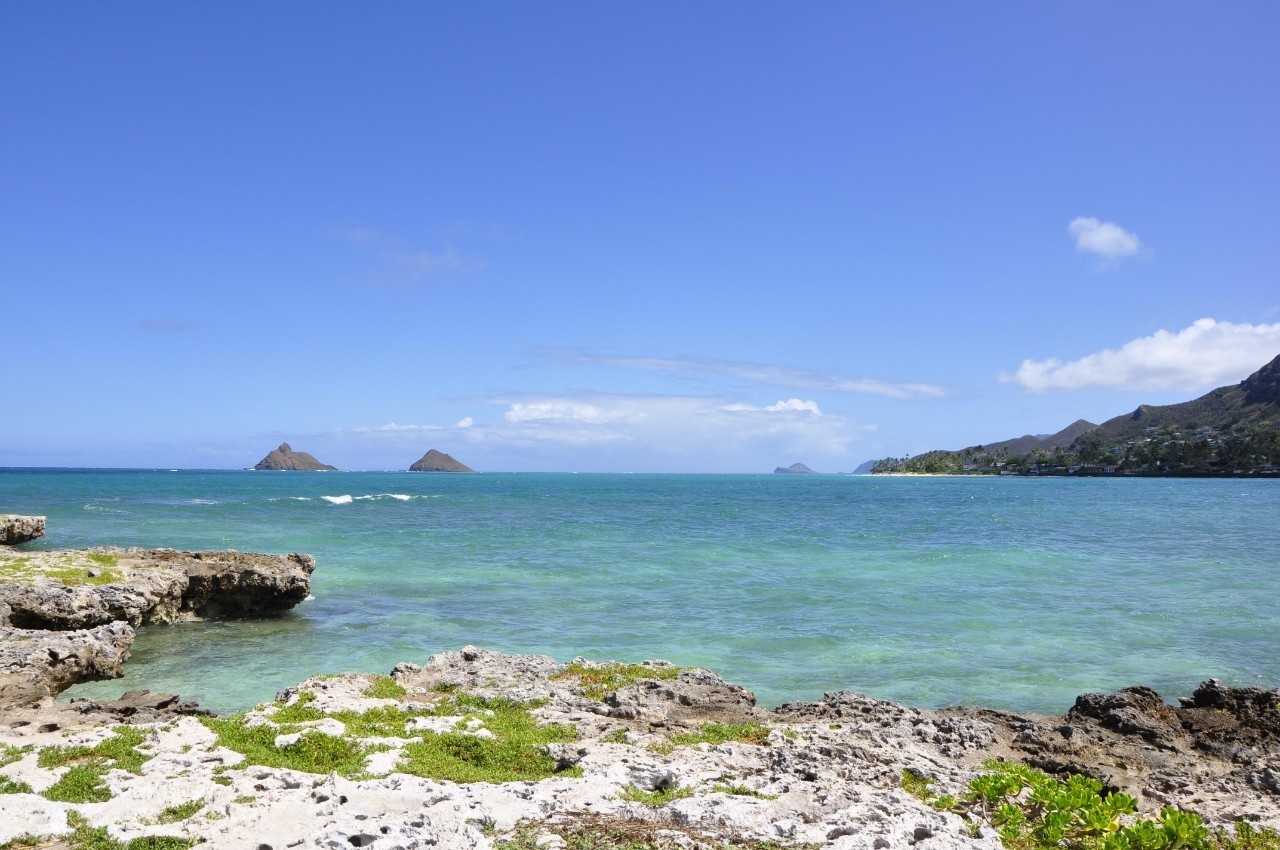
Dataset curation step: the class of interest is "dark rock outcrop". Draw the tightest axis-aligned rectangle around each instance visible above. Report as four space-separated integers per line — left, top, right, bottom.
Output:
409 449 474 473
0 547 316 713
774 462 817 474
0 515 45 545
0 548 316 631
0 621 134 707
253 443 337 471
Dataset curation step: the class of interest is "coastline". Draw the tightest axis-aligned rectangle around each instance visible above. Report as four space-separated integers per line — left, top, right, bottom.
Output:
2 641 1278 848
3 543 1279 847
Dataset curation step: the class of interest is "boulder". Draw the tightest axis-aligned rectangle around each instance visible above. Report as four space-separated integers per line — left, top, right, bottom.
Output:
0 515 45 545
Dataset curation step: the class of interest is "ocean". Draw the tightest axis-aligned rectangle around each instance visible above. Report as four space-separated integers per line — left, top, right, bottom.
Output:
2 469 1276 716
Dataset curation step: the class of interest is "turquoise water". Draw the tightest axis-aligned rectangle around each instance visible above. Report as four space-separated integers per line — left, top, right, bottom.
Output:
2 469 1277 715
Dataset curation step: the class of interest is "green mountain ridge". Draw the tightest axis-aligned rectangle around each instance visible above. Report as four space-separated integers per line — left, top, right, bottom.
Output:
871 353 1280 475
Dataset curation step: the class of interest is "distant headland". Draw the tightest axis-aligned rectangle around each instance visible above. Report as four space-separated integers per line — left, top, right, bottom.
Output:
868 352 1280 477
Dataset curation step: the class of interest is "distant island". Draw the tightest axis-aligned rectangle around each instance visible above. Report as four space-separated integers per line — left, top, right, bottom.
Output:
409 449 474 473
253 443 337 471
774 462 817 474
871 353 1280 477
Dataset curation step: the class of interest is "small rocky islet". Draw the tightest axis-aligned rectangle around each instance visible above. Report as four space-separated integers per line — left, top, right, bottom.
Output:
250 444 476 472
252 443 338 471
2 522 1278 848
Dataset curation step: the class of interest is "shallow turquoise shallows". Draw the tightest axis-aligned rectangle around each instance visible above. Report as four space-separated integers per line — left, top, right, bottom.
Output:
2 469 1276 716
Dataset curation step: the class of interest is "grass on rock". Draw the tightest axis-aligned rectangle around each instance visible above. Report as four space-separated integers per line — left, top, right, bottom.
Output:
551 662 683 701
937 760 1280 850
398 693 580 783
204 689 580 783
361 675 408 700
496 812 814 850
155 798 205 824
617 785 694 808
712 782 778 800
0 551 124 587
650 722 773 753
37 727 150 803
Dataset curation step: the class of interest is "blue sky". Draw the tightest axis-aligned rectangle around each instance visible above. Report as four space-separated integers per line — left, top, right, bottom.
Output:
3 3 1278 472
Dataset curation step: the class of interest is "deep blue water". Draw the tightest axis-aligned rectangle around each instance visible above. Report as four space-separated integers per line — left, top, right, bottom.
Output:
2 469 1276 715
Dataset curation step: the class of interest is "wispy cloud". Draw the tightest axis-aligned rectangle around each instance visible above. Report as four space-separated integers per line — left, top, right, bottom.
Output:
139 316 193 333
1068 216 1146 266
1000 318 1280 393
332 224 485 291
332 392 874 470
476 392 868 456
536 348 953 400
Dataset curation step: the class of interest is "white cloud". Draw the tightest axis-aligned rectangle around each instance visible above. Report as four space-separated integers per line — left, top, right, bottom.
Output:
1069 216 1144 263
328 391 874 471
473 392 870 458
1000 318 1280 392
724 399 824 414
535 349 952 400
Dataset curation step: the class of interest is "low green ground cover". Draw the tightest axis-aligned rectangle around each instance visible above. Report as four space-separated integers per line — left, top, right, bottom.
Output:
551 662 684 701
496 812 815 850
203 689 580 784
37 727 150 803
361 675 408 700
0 551 124 587
903 762 1280 850
650 722 773 753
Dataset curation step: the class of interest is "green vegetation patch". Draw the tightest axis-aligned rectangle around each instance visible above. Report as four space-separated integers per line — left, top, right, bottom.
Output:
204 689 578 784
0 776 33 794
712 782 778 800
935 760 1280 850
397 692 580 783
267 691 325 724
0 744 29 768
0 551 125 587
37 727 150 803
496 812 812 850
552 661 683 701
50 812 201 850
38 727 149 773
155 798 205 824
666 722 772 748
42 764 113 803
200 716 369 778
362 675 408 700
617 785 694 808
901 768 934 802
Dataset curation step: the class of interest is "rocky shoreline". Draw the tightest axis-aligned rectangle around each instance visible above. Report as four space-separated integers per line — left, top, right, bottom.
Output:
1 546 314 715
1 546 1278 848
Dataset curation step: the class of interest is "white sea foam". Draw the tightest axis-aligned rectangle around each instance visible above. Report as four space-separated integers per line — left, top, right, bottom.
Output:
83 503 127 514
321 495 354 505
184 499 221 505
354 493 413 502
